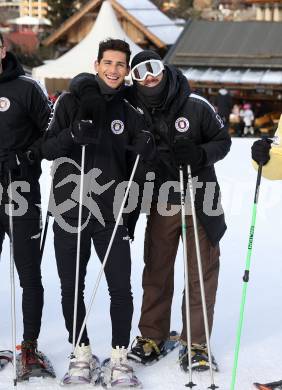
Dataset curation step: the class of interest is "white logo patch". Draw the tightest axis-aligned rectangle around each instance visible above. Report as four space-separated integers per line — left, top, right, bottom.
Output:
175 117 189 133
0 97 11 112
111 120 124 135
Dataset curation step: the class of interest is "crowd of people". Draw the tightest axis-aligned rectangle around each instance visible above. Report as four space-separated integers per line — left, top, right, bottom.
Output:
0 30 280 389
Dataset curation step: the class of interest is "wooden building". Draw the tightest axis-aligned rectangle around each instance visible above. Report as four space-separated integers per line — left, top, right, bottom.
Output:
42 0 183 55
166 20 282 116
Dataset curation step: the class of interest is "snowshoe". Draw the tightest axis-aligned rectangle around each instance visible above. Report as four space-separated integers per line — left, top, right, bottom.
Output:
61 354 101 386
16 340 56 381
0 350 13 370
101 347 142 389
128 330 179 365
61 344 100 385
179 342 218 372
254 380 282 389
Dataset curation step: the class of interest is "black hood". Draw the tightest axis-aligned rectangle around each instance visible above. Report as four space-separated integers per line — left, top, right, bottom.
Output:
0 52 25 83
161 65 191 111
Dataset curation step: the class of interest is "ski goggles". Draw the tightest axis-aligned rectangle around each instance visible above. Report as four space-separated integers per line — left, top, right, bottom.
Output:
131 60 164 81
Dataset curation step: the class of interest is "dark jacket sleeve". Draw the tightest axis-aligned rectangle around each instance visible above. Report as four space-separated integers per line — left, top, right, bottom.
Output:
69 72 97 97
41 93 75 161
124 102 153 241
125 102 156 160
200 104 232 166
25 81 52 155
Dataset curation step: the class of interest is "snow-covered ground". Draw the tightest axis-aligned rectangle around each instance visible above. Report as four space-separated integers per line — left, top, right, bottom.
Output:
1 138 282 390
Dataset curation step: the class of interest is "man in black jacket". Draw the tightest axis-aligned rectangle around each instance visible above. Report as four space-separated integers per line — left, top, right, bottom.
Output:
41 39 154 387
126 50 231 372
0 33 51 374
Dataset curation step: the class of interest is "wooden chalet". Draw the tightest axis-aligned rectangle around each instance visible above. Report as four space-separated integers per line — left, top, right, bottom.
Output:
166 20 282 116
42 0 183 55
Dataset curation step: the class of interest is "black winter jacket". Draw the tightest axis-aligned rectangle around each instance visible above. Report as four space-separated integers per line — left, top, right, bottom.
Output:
0 52 51 205
41 74 147 225
126 65 231 246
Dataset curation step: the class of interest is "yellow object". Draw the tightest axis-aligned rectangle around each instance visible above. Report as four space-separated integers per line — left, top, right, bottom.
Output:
252 114 282 180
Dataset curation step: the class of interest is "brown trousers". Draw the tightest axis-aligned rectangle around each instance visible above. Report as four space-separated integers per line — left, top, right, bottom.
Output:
139 204 220 344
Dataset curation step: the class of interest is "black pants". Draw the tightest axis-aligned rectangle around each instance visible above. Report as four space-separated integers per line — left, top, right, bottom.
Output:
53 219 133 348
0 205 43 341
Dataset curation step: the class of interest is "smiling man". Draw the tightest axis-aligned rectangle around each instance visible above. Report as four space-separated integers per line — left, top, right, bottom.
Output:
41 39 154 388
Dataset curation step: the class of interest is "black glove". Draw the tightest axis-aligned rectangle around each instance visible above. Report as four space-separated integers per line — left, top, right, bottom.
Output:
71 120 99 145
76 81 106 143
130 131 155 161
173 137 205 168
251 138 272 165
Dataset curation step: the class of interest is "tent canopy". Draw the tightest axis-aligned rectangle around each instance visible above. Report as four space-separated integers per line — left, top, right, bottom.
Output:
32 1 142 85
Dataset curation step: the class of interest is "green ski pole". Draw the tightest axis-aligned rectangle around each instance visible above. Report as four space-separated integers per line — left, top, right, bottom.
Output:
230 163 263 390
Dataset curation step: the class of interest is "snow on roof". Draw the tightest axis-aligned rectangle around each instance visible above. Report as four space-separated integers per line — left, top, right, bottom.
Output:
117 0 183 45
183 67 282 85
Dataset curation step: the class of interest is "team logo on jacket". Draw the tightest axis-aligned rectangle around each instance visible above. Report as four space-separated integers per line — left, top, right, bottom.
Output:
111 120 124 134
175 117 189 132
0 97 10 112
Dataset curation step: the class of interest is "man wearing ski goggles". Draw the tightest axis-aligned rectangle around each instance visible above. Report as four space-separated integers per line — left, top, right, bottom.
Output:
131 59 164 82
126 50 231 375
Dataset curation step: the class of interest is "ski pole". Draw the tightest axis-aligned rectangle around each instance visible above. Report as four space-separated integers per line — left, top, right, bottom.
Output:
40 162 55 260
72 145 86 353
230 163 263 390
75 154 140 350
40 210 51 260
8 171 18 387
179 165 195 389
186 164 217 390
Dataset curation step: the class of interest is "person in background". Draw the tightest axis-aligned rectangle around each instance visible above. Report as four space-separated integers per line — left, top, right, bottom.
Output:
241 103 255 136
215 88 232 130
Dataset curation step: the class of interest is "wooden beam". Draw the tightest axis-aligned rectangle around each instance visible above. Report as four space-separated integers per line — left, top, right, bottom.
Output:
42 0 102 46
110 0 166 49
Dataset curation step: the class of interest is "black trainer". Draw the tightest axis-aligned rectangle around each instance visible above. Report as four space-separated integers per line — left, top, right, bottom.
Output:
179 342 218 372
128 337 165 364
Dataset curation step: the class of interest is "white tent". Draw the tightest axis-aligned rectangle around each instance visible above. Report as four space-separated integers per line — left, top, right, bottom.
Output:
32 1 142 86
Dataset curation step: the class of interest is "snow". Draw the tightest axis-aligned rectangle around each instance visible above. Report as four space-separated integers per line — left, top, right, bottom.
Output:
1 138 282 389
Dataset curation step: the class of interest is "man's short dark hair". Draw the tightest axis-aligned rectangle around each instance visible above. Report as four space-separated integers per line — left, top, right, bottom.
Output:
97 39 131 67
0 33 4 46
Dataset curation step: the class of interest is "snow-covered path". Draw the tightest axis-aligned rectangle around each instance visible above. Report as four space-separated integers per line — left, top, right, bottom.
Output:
1 138 282 390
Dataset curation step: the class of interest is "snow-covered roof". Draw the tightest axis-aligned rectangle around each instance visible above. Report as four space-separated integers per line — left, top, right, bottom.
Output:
183 67 282 85
32 1 141 83
117 0 183 45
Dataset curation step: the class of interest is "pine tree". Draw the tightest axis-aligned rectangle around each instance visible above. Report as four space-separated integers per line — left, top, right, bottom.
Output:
47 0 79 28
